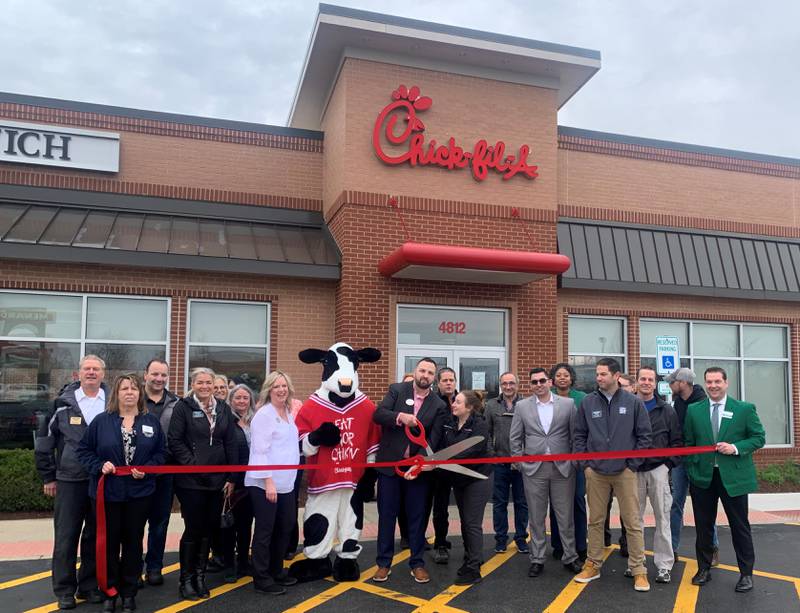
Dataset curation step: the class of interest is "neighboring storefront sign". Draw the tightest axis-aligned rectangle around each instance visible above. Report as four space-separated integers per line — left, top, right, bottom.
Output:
372 84 539 182
0 119 119 172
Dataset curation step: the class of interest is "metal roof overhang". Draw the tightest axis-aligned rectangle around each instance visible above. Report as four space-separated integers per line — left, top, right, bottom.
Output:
0 185 341 280
558 219 800 301
379 241 571 285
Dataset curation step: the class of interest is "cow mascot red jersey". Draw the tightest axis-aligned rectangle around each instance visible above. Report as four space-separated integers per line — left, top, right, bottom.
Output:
289 342 381 583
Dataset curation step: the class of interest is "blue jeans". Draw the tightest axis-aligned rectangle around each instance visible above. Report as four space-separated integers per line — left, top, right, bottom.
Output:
492 465 528 547
670 464 717 551
376 473 429 569
144 475 173 573
550 468 587 553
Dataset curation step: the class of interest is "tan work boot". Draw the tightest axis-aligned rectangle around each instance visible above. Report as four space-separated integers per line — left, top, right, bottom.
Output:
372 567 391 582
574 559 601 583
634 573 650 592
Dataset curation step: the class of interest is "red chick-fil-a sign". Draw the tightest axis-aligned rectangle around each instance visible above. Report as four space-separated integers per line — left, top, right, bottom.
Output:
372 84 539 182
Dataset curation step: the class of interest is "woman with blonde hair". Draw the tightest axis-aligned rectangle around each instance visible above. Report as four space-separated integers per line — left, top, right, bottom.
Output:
78 373 165 612
220 383 258 580
246 370 300 595
168 367 238 600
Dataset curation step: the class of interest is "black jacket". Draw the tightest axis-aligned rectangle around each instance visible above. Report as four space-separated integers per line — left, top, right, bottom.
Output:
484 394 522 458
77 411 166 501
146 389 180 464
230 418 250 490
440 412 493 488
672 384 707 429
35 381 109 483
373 381 448 476
637 397 683 472
167 396 238 491
573 388 652 475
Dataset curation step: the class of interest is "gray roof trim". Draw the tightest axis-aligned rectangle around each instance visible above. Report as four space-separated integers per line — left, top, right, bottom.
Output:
318 4 600 60
0 184 324 227
559 216 800 246
558 219 800 302
0 243 340 281
558 126 800 167
0 91 324 141
560 277 800 303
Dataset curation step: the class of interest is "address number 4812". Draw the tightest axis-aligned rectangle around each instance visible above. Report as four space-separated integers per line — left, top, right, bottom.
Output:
439 321 466 334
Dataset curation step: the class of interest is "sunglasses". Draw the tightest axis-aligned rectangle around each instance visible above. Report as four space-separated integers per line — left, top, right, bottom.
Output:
530 377 549 385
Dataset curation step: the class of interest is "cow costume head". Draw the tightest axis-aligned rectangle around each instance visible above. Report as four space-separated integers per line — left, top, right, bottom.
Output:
300 342 381 407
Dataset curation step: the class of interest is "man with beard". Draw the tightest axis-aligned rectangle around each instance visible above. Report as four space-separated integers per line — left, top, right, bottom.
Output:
372 358 448 584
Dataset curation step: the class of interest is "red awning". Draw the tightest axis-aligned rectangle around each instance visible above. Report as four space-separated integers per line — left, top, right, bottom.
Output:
378 241 571 285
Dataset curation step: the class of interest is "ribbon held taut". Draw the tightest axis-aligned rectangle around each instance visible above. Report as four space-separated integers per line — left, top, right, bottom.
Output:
94 445 716 594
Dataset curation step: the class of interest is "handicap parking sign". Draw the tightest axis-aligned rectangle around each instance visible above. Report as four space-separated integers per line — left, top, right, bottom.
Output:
655 336 680 375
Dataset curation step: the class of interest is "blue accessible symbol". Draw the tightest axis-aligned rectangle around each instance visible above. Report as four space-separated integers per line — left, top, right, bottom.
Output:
661 356 674 370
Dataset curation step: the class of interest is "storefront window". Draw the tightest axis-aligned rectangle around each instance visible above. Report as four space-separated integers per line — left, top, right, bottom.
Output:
568 316 627 392
186 300 269 394
640 320 791 446
0 291 169 448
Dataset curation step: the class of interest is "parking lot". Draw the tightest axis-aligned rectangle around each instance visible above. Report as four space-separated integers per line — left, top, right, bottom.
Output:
2 524 799 613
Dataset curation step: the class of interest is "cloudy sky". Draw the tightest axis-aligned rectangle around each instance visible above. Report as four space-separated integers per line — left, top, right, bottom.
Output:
3 0 798 158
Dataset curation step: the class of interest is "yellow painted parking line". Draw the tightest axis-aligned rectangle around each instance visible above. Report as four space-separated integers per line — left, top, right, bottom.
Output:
22 562 181 613
412 541 520 613
154 575 253 613
794 579 800 601
672 558 699 613
283 548 413 613
543 547 614 613
0 570 52 591
349 581 431 607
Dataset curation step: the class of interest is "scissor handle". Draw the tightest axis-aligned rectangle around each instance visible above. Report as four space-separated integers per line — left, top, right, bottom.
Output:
395 454 425 478
404 420 428 448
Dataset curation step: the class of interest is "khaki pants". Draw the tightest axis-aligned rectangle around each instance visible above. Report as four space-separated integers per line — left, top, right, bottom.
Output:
585 467 645 575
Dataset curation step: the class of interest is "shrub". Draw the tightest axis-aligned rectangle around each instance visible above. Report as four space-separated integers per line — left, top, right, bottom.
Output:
756 460 800 487
0 449 54 512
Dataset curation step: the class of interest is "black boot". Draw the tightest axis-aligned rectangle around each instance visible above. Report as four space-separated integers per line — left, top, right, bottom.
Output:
194 537 211 598
121 596 136 612
103 596 117 612
178 539 200 601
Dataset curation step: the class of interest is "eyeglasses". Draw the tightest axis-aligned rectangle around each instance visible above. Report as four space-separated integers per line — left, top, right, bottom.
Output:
530 378 549 385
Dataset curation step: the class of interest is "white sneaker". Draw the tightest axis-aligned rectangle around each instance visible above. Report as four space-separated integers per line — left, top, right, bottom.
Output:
656 569 671 583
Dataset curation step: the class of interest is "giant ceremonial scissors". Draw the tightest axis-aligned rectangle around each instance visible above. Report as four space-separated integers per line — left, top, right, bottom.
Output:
395 420 488 479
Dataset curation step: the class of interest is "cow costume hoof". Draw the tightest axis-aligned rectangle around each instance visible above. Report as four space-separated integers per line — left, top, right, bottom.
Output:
333 556 360 582
288 557 332 583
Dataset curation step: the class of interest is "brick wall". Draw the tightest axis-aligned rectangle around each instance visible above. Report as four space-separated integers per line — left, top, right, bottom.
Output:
326 196 560 399
322 58 558 213
0 260 336 400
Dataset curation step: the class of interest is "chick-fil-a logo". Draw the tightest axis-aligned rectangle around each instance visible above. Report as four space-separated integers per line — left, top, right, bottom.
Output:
372 84 539 182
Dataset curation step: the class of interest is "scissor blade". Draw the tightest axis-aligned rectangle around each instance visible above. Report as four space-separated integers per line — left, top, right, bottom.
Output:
438 463 488 479
429 436 484 461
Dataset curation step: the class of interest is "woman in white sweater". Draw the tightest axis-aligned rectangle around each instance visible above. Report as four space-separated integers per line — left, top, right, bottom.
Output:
245 370 300 595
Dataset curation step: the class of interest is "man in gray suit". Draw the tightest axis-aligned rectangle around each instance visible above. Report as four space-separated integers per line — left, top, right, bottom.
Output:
510 367 583 578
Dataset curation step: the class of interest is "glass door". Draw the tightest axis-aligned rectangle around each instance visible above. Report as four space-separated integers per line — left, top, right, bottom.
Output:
396 349 450 383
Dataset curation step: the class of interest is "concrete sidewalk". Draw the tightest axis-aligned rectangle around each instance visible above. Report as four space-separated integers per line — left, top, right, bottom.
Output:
1 492 798 562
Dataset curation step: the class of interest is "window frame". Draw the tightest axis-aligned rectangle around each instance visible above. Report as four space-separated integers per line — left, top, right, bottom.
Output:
0 289 171 358
639 318 793 448
184 298 271 391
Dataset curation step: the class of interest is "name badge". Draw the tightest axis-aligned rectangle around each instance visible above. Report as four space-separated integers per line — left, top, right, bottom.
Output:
721 410 734 419
591 410 602 419
69 416 82 425
619 407 627 415
142 425 154 437
192 410 204 418
405 399 414 406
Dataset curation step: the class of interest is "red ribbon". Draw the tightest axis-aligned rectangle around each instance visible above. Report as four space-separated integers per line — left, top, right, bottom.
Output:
95 445 715 594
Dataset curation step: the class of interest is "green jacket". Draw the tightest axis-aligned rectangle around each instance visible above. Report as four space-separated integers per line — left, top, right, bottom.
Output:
552 388 586 409
683 396 765 497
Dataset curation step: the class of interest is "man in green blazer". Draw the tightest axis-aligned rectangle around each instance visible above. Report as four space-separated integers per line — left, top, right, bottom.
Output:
683 366 765 593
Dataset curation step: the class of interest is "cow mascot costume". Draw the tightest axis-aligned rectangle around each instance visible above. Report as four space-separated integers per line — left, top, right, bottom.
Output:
289 342 381 582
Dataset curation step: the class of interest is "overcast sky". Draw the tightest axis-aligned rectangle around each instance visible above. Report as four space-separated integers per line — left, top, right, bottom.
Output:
2 0 798 159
